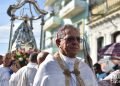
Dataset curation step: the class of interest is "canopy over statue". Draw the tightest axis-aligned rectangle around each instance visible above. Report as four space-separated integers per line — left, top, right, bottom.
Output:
11 21 37 51
7 0 48 52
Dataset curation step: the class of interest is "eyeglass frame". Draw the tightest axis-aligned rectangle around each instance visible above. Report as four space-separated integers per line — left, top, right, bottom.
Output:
60 36 82 43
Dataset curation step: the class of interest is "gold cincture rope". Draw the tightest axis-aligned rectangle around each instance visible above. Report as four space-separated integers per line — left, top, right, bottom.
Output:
54 52 85 86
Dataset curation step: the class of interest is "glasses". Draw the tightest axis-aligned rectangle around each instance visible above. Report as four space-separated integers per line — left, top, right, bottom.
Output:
61 36 82 43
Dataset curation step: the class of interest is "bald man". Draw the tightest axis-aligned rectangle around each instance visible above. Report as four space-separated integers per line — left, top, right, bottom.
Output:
37 51 49 66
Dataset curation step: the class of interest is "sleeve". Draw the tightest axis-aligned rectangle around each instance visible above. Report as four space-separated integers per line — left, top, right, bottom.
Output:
86 64 98 86
0 68 10 86
17 70 27 86
9 73 18 86
79 61 98 86
33 63 46 86
9 67 25 86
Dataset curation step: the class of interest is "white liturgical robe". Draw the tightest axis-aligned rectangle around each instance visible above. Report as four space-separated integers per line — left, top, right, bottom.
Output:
33 54 98 86
0 64 10 86
9 62 37 86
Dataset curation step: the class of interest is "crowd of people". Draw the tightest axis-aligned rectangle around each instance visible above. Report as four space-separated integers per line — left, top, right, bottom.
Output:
0 48 49 86
93 57 120 86
0 24 119 86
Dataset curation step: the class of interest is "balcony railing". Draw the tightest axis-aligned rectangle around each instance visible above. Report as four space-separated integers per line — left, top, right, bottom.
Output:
59 0 86 18
43 16 62 31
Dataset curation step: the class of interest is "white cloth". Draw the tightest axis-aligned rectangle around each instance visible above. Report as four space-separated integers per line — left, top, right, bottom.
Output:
33 54 98 86
0 64 10 86
9 65 27 86
104 70 120 80
59 51 82 86
104 69 120 83
98 70 120 86
9 62 38 86
9 73 17 86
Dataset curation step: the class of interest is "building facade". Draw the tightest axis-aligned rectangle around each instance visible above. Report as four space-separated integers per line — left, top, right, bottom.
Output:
88 0 120 64
42 0 120 64
43 0 88 58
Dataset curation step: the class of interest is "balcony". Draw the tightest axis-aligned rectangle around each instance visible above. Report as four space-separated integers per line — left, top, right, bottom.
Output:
92 0 120 15
45 0 56 6
59 0 85 18
43 16 62 31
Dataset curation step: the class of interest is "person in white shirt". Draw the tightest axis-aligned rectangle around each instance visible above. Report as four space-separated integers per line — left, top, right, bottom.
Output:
9 52 38 86
0 53 12 86
33 24 98 86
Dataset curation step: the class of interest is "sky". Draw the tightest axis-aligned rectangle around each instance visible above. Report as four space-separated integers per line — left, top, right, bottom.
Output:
0 0 45 55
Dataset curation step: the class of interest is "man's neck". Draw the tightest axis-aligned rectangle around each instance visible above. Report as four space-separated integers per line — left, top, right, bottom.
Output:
59 51 76 63
59 50 76 58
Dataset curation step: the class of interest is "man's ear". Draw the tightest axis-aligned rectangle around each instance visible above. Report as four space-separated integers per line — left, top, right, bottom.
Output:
56 39 60 47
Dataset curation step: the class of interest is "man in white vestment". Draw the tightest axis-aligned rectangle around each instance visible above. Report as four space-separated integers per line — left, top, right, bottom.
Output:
9 52 38 86
0 53 12 86
33 24 98 86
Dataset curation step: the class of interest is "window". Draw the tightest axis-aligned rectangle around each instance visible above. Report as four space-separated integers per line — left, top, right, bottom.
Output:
112 31 120 42
97 37 104 60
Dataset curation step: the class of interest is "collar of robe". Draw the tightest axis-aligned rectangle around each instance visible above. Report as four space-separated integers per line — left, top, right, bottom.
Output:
54 52 85 86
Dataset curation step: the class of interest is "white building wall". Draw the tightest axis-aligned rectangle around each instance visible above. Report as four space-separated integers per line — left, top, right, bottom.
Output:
89 33 98 64
89 13 120 64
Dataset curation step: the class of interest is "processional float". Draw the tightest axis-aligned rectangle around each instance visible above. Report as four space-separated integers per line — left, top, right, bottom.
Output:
7 0 48 52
